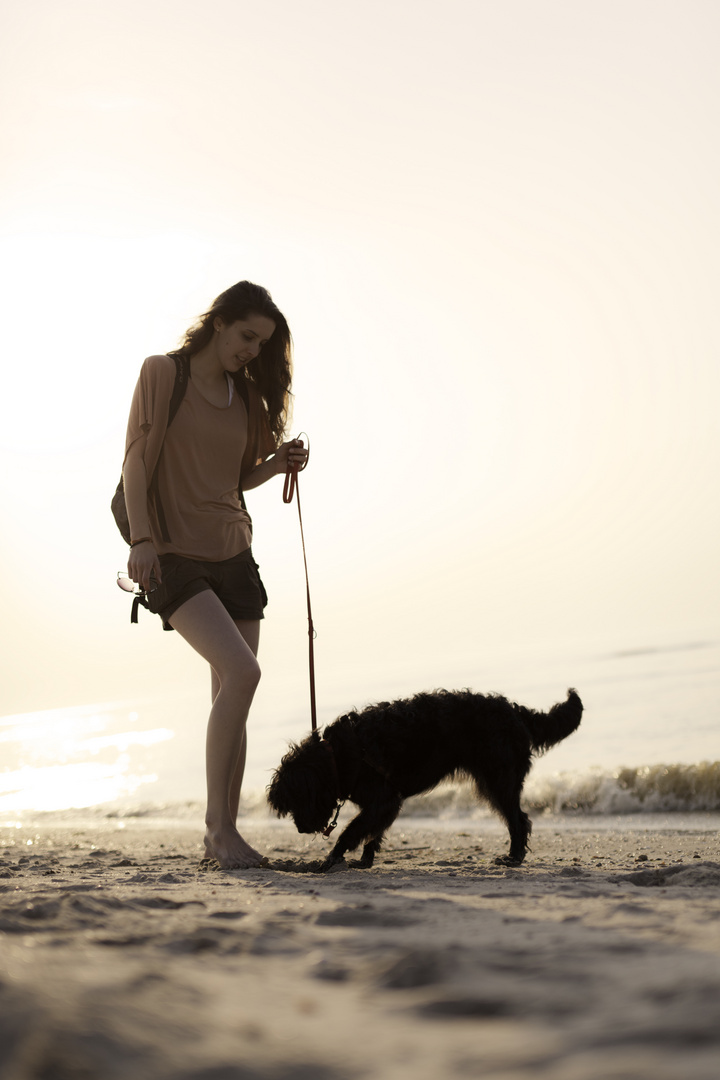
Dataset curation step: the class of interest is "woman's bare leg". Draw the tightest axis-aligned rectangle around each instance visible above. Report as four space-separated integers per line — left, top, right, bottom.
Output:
210 619 260 826
169 591 263 869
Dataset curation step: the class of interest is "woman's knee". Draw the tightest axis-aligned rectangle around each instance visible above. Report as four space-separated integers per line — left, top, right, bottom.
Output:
247 657 262 690
218 654 261 696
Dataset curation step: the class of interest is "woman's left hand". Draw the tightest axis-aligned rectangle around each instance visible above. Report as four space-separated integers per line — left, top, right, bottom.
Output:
275 438 308 474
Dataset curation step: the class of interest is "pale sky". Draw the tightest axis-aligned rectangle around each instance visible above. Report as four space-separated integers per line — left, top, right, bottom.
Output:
1 1 718 738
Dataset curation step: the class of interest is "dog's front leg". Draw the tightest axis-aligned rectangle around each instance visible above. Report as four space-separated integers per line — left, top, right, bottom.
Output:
320 812 371 871
320 796 402 872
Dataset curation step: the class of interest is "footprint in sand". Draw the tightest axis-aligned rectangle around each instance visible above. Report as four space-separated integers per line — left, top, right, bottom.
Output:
614 860 720 888
374 948 452 989
417 996 512 1018
315 904 419 928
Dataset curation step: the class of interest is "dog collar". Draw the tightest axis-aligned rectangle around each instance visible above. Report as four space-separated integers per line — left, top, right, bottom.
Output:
322 800 344 838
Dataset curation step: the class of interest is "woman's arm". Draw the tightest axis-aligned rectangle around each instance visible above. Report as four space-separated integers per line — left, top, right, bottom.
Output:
123 438 162 589
242 438 308 491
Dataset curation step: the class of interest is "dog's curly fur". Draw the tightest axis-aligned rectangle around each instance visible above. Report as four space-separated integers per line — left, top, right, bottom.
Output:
267 688 583 870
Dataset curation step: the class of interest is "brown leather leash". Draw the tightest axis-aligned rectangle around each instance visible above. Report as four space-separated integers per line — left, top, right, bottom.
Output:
282 434 317 733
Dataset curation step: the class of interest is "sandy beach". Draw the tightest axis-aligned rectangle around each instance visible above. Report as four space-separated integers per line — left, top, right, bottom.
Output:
2 812 719 1080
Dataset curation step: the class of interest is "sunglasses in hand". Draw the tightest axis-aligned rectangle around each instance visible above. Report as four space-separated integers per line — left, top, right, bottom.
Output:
116 571 158 595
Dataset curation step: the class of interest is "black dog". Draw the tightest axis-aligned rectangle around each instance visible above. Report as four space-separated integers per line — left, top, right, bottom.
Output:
267 688 582 870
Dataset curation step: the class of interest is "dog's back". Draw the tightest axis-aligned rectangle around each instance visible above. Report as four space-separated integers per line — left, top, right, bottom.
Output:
336 687 582 760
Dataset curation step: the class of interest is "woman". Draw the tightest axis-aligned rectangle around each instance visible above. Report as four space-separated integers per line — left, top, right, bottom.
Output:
123 281 307 869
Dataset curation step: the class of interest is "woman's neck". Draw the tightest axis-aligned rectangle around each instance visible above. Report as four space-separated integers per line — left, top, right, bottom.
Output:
189 342 226 387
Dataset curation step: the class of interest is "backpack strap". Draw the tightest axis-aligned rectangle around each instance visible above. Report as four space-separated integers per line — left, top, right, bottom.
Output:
166 351 190 426
233 374 251 513
148 352 190 542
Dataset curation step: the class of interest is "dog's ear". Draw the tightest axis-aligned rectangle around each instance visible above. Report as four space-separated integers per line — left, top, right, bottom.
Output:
266 732 325 814
266 728 340 832
266 769 288 815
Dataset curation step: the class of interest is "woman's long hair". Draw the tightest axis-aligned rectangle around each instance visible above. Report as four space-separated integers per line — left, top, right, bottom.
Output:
177 281 292 444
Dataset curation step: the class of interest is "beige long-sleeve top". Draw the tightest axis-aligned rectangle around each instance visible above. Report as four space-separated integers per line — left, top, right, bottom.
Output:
123 354 276 561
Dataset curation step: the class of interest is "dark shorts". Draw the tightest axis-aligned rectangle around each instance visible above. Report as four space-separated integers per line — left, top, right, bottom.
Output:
147 548 268 631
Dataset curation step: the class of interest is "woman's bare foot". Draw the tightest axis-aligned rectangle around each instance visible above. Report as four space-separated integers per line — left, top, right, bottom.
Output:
204 824 268 869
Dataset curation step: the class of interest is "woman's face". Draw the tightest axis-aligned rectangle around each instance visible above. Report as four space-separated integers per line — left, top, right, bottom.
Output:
214 314 277 372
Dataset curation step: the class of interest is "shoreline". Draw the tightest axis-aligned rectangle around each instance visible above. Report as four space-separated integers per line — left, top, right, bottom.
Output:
2 816 720 1078
4 805 719 835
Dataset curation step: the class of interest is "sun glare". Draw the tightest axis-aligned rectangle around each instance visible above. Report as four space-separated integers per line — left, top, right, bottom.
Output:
0 760 159 813
0 703 174 812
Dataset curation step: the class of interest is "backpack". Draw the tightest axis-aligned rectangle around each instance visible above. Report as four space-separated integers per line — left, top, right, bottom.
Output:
111 353 249 544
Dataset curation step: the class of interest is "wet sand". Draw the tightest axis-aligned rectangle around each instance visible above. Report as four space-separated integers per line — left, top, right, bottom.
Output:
1 813 719 1079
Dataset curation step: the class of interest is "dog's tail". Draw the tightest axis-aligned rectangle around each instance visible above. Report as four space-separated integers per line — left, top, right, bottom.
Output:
518 688 583 754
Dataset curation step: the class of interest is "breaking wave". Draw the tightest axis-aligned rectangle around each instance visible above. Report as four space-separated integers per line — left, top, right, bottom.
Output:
395 762 720 817
525 762 720 814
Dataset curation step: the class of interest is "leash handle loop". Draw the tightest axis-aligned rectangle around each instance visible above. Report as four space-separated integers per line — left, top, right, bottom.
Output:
283 433 317 732
282 432 309 505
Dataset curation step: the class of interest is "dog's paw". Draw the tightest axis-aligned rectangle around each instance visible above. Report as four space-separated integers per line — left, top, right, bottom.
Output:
348 857 374 870
494 854 524 868
320 857 348 873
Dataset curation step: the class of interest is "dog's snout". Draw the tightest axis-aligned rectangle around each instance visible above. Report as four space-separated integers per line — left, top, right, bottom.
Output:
293 814 326 835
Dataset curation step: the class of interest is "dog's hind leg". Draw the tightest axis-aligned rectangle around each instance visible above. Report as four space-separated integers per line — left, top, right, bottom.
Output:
321 794 403 871
494 803 532 866
475 775 532 866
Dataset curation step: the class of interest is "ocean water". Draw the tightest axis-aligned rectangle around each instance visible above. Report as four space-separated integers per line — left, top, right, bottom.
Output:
1 631 718 821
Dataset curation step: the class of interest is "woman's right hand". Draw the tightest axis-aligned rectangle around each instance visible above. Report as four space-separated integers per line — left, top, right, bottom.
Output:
128 541 162 592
